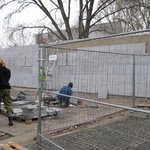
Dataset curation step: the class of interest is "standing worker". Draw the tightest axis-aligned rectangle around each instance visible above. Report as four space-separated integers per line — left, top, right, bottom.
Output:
57 82 73 107
0 59 13 126
39 67 46 81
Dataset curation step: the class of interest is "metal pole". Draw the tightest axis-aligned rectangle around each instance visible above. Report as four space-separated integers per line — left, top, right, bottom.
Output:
42 90 150 114
37 44 44 144
132 54 135 108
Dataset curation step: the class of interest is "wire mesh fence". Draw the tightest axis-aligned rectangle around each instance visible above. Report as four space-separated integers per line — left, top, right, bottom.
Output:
135 54 150 107
32 112 150 150
36 30 150 150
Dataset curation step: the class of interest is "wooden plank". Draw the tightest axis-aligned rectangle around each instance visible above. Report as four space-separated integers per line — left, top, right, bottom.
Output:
8 142 28 150
0 142 28 150
137 104 150 108
0 144 14 150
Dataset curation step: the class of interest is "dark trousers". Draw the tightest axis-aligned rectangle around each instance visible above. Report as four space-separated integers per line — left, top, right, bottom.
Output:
0 89 13 113
58 98 70 107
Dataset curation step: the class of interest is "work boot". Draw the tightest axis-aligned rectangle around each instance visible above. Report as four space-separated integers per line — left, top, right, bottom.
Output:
8 112 13 126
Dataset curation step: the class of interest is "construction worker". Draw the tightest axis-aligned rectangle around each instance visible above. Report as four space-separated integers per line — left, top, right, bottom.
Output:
57 82 73 107
0 59 13 126
39 67 46 81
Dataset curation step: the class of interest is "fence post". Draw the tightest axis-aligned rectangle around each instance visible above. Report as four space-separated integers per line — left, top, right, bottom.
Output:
132 54 135 108
37 44 45 144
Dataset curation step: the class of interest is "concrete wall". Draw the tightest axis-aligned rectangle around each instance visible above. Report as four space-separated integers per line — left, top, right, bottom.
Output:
0 33 150 99
58 34 150 53
50 43 150 98
0 44 39 88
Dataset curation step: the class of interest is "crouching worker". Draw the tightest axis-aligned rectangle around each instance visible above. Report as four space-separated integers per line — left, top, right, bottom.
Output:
57 82 73 107
0 59 13 126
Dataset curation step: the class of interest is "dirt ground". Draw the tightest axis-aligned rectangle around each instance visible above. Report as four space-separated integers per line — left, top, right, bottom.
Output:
0 87 38 145
0 87 150 148
0 87 119 146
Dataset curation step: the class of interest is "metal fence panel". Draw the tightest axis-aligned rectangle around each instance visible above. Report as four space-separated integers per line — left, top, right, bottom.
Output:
36 31 150 149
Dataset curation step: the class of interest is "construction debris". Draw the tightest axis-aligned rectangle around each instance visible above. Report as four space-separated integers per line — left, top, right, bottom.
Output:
0 131 13 140
46 107 62 116
1 91 62 122
42 96 59 106
22 104 48 119
13 108 23 117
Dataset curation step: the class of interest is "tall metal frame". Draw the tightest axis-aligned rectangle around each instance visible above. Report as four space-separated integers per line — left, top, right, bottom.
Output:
37 44 45 143
35 29 150 149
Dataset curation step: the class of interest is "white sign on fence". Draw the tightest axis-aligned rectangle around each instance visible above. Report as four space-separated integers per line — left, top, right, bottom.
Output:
49 55 57 60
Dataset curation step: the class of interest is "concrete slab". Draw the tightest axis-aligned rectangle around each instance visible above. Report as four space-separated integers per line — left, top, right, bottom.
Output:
22 105 48 119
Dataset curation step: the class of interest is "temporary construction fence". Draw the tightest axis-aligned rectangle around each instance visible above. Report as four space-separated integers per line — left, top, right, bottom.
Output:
36 30 150 150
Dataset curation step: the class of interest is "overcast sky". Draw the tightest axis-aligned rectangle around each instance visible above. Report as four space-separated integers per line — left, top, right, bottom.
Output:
0 1 78 30
0 2 47 44
0 1 79 48
0 10 6 35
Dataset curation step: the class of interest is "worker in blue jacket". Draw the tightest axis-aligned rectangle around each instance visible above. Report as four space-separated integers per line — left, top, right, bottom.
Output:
57 82 73 107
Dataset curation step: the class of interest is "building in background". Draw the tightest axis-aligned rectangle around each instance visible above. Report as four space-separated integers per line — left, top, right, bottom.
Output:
35 21 124 44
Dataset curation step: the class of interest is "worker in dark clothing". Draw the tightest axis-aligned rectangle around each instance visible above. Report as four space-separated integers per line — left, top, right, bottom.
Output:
57 82 73 107
0 59 13 126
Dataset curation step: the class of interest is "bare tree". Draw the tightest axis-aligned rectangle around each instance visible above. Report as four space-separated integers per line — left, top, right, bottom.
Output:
95 0 150 33
0 28 35 48
1 0 149 44
0 0 122 42
113 0 150 31
9 30 35 47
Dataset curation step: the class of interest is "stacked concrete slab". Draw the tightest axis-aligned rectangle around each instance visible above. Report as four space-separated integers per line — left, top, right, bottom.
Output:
0 44 39 88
